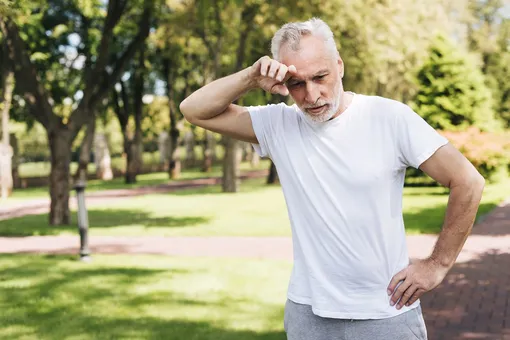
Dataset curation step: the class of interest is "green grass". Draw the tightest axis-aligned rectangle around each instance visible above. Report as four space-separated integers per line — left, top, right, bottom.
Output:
17 145 229 178
1 176 508 237
0 254 291 340
8 160 271 202
402 178 510 234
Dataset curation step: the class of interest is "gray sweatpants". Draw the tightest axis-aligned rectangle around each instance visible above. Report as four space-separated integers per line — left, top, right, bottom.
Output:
284 299 428 340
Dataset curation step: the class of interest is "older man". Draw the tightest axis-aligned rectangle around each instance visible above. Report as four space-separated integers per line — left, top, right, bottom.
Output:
180 18 484 340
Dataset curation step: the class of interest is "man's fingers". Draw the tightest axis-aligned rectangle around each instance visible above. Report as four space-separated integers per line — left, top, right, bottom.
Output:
387 269 407 295
390 279 411 307
260 57 271 76
396 285 417 310
275 64 288 82
282 65 297 83
267 60 280 78
406 288 425 307
272 84 289 96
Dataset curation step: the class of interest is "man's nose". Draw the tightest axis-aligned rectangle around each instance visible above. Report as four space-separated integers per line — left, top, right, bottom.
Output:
304 82 320 104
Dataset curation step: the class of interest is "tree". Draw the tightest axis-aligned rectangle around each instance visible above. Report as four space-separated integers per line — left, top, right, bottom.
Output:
0 37 14 198
321 0 472 102
466 0 510 126
0 0 154 224
111 45 147 184
411 34 501 131
154 2 190 179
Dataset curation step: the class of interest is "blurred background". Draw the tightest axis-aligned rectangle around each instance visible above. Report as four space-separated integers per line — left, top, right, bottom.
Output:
0 0 509 339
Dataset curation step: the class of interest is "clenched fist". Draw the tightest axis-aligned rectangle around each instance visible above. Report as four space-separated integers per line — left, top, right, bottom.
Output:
248 56 298 96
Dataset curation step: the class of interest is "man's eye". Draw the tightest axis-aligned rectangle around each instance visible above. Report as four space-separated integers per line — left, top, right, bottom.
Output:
289 82 304 87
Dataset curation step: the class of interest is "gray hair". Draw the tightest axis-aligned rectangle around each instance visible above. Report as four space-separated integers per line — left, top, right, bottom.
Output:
270 18 339 61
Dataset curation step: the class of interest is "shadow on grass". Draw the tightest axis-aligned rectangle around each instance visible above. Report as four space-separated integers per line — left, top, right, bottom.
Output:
0 209 210 237
403 201 500 235
0 254 286 340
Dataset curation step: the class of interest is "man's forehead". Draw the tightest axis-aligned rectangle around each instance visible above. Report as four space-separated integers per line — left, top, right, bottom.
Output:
282 54 335 80
287 67 329 81
279 36 336 78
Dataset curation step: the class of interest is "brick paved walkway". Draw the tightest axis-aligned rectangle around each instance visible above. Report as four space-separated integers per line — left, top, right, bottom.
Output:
0 185 509 339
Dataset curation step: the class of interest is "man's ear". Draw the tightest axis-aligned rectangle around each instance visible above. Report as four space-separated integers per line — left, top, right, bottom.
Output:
338 57 344 78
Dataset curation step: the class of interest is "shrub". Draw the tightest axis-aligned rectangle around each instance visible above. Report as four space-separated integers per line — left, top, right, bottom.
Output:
440 127 510 182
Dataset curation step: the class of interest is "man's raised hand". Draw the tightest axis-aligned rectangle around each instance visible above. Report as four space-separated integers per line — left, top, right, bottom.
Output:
249 56 297 96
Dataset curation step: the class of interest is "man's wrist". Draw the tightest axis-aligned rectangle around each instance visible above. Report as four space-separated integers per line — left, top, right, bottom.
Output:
239 66 259 91
427 254 452 270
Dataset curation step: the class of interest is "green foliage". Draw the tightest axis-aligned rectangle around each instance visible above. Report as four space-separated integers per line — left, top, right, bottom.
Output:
483 18 510 126
466 1 510 127
441 127 510 182
411 34 501 132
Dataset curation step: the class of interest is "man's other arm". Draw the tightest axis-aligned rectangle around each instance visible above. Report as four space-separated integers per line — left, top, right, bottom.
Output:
388 143 485 309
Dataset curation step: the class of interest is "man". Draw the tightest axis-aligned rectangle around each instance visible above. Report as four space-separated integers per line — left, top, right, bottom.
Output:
180 18 485 340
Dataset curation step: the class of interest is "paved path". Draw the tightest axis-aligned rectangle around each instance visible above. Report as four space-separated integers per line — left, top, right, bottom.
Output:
0 181 509 339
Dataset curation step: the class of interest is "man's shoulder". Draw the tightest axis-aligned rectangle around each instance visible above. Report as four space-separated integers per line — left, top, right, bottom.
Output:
356 94 413 122
358 94 409 111
246 101 301 120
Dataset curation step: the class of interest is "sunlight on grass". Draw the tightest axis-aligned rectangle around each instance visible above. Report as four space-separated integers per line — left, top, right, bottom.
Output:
403 178 510 234
2 176 508 237
9 160 270 200
0 254 291 340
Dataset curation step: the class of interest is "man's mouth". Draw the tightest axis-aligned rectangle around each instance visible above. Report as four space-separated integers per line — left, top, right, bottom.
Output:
307 104 327 114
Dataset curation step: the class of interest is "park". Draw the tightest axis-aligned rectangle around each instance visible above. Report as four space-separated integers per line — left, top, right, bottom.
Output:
1 0 510 339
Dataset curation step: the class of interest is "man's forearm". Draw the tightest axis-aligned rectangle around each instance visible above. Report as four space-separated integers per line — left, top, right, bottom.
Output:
428 177 485 269
180 67 255 122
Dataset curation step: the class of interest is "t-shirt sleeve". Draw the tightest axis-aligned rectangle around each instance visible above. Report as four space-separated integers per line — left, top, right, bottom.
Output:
246 103 285 159
395 104 449 169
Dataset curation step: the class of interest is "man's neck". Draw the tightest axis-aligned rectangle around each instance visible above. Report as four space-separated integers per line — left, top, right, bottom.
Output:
328 90 353 121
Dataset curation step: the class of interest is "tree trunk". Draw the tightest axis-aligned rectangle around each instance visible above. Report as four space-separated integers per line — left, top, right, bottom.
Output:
125 139 138 183
184 130 196 168
93 132 113 181
222 136 240 192
251 150 260 168
241 142 250 162
123 112 143 184
202 131 213 172
169 128 181 179
74 116 95 183
10 133 19 188
48 129 72 225
133 111 143 177
165 61 181 179
219 4 258 191
267 160 279 185
0 69 14 199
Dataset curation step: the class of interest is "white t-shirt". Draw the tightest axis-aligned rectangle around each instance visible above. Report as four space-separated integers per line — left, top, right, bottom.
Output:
247 93 449 320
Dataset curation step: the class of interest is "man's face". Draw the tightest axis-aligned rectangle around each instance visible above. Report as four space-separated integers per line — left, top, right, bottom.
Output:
280 35 344 123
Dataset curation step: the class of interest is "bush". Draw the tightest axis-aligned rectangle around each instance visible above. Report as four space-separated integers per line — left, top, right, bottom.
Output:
440 127 510 182
410 34 502 132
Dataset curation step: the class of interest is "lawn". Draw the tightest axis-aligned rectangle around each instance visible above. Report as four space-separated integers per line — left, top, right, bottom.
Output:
1 176 508 237
0 254 291 340
7 160 271 202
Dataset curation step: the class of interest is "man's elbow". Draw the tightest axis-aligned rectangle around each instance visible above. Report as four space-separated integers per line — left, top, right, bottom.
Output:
450 167 485 193
462 169 485 194
473 172 485 192
179 99 196 124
